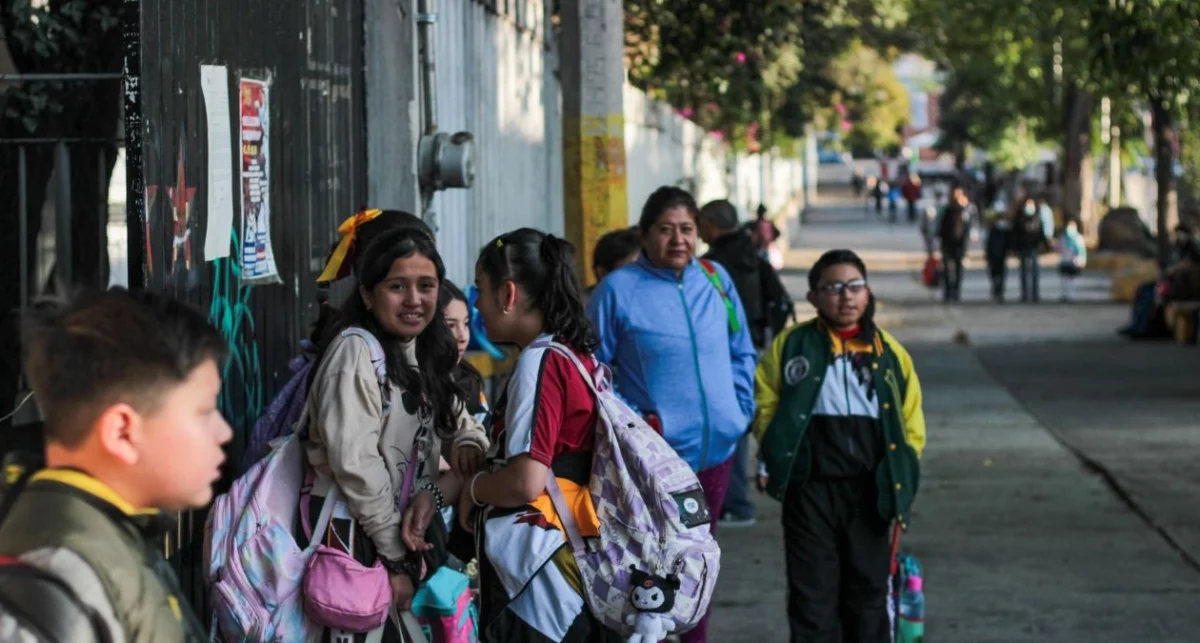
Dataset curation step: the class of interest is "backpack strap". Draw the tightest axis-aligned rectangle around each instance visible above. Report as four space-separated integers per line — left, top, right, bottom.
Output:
340 327 393 413
698 259 743 335
533 342 603 558
0 463 114 643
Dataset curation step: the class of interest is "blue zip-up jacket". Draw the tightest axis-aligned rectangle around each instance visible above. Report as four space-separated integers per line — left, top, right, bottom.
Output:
587 254 758 471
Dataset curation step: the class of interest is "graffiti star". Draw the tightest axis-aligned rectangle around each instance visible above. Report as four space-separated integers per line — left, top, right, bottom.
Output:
146 145 198 276
167 147 197 271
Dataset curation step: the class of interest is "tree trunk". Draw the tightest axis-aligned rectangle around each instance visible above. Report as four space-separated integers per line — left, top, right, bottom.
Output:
1151 96 1178 268
1061 84 1095 234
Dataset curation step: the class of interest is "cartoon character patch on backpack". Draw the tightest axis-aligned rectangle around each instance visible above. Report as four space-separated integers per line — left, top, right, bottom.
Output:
625 566 679 643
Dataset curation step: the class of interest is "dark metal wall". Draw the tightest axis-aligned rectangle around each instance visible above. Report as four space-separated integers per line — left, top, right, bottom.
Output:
124 0 367 608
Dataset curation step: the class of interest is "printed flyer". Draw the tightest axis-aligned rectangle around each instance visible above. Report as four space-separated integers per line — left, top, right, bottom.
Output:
238 77 280 283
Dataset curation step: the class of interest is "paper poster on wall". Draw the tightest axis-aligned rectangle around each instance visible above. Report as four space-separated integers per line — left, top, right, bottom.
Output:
238 77 281 283
200 65 235 261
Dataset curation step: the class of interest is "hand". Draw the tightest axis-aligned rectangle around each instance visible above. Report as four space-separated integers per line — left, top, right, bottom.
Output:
388 571 415 611
755 462 768 494
452 443 485 477
457 475 480 534
401 489 437 552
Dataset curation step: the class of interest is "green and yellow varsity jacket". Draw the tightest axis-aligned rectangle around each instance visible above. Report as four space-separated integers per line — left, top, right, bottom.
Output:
752 318 926 527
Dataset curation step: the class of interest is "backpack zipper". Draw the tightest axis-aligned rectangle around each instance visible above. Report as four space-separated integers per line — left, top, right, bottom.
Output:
677 279 712 469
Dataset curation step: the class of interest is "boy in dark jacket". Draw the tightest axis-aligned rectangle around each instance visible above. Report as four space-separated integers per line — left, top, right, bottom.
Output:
0 288 232 642
755 250 926 642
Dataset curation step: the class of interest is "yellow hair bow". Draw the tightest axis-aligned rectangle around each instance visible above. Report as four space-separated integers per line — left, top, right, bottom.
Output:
317 208 383 283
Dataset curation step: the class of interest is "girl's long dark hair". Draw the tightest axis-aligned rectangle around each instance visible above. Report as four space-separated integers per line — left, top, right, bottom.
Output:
311 228 463 439
439 279 486 394
476 228 599 353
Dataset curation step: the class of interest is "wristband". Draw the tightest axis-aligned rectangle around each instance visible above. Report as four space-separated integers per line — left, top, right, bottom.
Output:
380 556 406 576
470 471 486 507
421 481 446 511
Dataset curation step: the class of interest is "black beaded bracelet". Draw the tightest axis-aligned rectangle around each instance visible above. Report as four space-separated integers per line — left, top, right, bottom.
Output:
421 481 446 511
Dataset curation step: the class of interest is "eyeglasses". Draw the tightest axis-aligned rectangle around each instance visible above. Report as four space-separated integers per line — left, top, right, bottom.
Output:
816 279 868 297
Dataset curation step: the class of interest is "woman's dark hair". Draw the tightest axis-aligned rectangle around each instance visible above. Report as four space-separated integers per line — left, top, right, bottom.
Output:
592 227 641 275
312 227 462 439
637 186 699 234
476 228 599 352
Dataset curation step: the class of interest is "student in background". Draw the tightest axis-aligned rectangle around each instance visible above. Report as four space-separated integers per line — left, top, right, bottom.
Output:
441 279 490 422
1057 218 1087 302
585 227 641 305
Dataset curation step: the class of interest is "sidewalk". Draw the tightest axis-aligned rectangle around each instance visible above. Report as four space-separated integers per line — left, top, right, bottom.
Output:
979 340 1200 573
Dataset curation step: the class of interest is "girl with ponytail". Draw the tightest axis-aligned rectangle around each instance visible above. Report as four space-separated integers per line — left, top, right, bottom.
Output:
461 228 618 641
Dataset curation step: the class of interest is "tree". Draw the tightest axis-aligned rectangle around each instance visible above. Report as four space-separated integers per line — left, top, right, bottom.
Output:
1086 0 1200 264
907 0 1105 229
623 0 912 150
826 41 910 156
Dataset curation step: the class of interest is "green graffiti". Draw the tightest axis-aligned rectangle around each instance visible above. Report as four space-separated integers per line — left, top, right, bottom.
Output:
209 229 263 431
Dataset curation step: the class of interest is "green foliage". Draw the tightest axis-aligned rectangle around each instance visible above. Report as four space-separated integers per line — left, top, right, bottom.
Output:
908 0 1076 156
827 41 909 156
1 0 121 132
1084 0 1200 105
624 0 912 145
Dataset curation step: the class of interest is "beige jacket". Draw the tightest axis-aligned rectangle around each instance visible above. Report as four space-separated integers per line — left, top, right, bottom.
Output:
305 332 486 561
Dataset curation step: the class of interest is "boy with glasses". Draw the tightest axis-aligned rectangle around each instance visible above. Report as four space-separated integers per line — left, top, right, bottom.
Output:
753 249 926 642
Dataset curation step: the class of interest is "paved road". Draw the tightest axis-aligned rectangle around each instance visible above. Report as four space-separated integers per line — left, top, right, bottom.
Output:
708 196 1200 642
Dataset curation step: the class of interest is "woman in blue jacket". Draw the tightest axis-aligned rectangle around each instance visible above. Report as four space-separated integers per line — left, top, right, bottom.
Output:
586 186 757 643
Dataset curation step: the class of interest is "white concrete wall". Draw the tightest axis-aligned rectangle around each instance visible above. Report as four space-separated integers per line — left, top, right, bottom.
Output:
432 0 806 285
431 0 562 286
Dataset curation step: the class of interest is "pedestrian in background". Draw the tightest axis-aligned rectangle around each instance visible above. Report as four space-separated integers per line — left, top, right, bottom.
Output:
1057 218 1087 302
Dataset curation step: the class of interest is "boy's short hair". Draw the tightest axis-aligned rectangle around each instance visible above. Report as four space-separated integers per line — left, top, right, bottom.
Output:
592 227 641 275
807 249 868 291
21 288 228 447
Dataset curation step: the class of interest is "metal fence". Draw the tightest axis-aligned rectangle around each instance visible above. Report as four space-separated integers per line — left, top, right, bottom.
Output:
0 70 126 456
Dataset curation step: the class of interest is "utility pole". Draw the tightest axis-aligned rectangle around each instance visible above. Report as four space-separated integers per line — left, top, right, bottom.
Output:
560 0 629 285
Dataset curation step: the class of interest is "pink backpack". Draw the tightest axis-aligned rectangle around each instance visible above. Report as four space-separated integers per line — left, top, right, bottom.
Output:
204 327 391 641
536 341 721 637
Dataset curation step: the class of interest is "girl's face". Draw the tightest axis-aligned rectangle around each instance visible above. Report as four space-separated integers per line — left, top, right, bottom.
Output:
360 253 439 339
473 265 524 345
443 298 471 362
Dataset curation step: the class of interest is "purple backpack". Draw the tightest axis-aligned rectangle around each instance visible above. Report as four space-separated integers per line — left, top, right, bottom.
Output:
240 340 317 473
538 341 721 637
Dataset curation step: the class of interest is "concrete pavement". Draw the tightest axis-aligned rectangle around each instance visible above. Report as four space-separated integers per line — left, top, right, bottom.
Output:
707 195 1200 642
